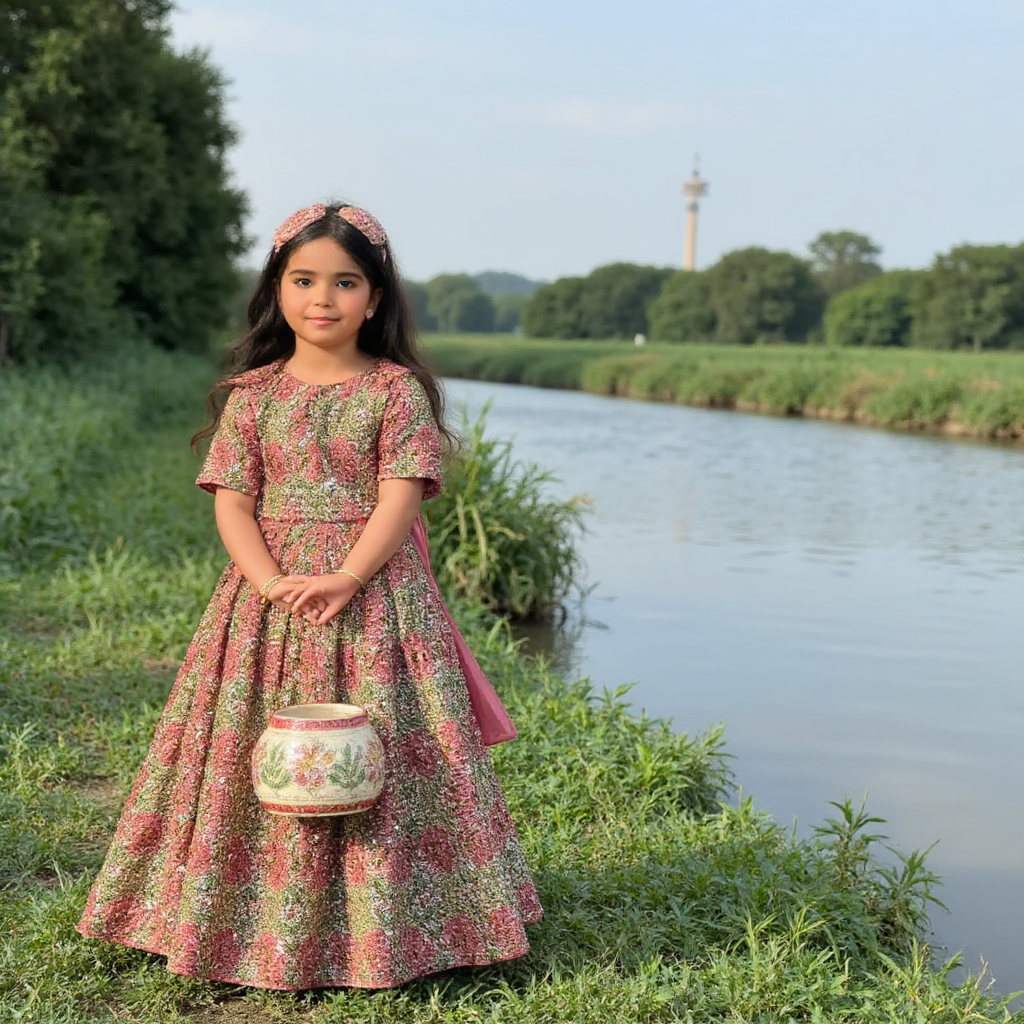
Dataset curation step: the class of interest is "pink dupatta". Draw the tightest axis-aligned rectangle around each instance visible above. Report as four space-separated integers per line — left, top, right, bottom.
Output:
409 516 517 746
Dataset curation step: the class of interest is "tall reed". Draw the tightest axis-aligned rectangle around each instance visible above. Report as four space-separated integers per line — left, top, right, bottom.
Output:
423 407 588 619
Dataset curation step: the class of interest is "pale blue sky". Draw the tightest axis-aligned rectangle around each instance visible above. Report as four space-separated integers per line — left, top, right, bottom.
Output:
170 1 1024 282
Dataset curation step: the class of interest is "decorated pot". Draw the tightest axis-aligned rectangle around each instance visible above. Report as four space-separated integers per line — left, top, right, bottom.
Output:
250 703 385 816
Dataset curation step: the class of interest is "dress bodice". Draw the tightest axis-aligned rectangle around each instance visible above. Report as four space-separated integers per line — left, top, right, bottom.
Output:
197 359 442 523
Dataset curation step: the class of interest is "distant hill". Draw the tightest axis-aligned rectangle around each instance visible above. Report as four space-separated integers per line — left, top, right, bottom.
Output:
472 271 546 298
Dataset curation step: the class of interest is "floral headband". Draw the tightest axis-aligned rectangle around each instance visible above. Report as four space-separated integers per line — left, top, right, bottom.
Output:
272 204 388 261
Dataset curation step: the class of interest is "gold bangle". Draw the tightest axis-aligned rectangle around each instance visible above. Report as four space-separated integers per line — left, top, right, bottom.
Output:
337 568 366 589
259 573 286 604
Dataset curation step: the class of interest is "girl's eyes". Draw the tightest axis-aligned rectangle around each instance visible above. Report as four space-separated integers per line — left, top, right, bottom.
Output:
292 278 356 289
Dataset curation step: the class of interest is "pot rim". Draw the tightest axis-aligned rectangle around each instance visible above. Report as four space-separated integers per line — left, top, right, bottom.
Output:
269 702 369 731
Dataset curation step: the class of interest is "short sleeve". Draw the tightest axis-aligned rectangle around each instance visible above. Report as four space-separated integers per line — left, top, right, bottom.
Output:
377 372 443 500
196 388 263 497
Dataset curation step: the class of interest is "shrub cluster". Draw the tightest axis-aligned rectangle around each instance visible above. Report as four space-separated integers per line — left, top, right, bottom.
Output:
424 411 588 619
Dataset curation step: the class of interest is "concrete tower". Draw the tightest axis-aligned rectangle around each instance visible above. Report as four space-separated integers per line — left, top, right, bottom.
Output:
682 157 709 271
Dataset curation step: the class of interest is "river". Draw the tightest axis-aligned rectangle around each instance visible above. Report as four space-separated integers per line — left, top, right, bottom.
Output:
445 376 1024 997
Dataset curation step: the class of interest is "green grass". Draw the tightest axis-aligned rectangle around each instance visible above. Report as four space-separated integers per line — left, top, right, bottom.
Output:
0 349 1021 1022
426 335 1024 440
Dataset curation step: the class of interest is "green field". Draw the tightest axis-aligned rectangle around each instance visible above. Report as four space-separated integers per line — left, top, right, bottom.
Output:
426 335 1024 441
1 349 1020 1022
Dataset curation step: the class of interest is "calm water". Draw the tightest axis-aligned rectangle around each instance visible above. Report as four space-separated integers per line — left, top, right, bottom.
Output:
445 377 1024 996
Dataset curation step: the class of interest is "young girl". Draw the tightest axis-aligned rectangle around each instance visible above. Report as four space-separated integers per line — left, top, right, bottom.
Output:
77 202 543 990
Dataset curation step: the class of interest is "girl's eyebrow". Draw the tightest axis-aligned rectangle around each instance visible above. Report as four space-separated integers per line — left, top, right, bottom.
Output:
287 268 366 278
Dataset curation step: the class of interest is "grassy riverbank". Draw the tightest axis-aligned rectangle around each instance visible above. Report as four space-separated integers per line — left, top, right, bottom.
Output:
426 335 1024 441
1 350 1020 1022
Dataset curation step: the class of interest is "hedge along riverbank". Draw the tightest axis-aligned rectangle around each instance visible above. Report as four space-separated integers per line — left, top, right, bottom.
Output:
426 334 1024 441
1 350 1020 1021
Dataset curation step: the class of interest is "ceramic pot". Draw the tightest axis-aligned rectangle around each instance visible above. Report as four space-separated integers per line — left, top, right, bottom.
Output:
250 703 385 816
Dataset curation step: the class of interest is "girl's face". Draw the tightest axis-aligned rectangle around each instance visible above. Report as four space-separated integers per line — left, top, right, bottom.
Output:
278 237 383 354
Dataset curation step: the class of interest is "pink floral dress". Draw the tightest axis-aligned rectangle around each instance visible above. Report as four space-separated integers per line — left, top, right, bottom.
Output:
77 359 542 990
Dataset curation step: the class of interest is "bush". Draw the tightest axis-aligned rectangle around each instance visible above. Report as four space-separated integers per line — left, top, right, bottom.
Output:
423 409 588 619
824 271 922 348
862 375 964 426
647 271 716 343
911 244 1024 352
705 247 826 345
523 276 589 339
493 294 529 332
524 264 671 340
0 346 212 568
427 336 1024 440
958 382 1024 436
0 0 247 361
425 274 496 333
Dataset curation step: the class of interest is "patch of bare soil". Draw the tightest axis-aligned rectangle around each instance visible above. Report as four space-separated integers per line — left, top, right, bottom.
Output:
73 776 126 813
189 995 307 1024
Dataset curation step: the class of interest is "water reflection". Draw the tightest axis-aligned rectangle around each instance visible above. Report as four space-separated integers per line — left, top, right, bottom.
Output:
446 377 1024 995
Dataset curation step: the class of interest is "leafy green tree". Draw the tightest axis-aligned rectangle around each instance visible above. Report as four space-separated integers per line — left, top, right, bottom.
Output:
523 264 670 339
705 247 825 345
492 294 528 332
910 244 1024 352
523 277 587 339
647 271 716 342
0 26 125 361
223 268 261 337
576 263 671 339
0 0 247 361
403 281 435 332
823 271 921 347
808 230 883 296
425 274 495 333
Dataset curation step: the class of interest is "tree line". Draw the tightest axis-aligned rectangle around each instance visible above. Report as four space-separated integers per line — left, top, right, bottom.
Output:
521 233 1024 351
404 272 542 335
4 2 1021 363
0 0 246 364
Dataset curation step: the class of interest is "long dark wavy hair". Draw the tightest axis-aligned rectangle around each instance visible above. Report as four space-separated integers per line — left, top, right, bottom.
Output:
193 202 455 450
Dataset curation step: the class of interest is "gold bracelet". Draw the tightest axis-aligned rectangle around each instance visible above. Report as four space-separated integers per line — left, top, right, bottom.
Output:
337 568 366 589
258 573 286 604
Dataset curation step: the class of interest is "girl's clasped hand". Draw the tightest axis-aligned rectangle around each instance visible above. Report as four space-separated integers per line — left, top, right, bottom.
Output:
266 572 361 625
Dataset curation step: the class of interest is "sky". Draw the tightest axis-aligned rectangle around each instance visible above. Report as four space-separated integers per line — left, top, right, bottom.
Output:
169 0 1024 282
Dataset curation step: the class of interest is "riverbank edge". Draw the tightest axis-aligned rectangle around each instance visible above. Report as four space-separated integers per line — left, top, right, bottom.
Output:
425 335 1024 443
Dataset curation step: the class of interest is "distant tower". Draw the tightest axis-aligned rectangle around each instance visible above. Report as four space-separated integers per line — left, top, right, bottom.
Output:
682 156 709 271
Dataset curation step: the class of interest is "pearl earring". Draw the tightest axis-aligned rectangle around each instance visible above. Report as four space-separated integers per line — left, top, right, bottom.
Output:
366 310 375 320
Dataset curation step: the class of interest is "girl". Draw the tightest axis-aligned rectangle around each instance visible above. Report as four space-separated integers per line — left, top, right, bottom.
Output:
77 202 543 990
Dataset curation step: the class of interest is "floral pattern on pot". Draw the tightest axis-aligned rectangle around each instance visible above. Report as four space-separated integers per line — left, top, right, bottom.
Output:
250 706 387 815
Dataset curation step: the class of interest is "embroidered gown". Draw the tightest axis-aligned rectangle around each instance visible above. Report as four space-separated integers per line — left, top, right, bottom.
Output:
77 359 542 990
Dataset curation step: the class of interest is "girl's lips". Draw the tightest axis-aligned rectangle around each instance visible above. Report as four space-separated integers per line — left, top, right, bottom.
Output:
307 317 338 327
